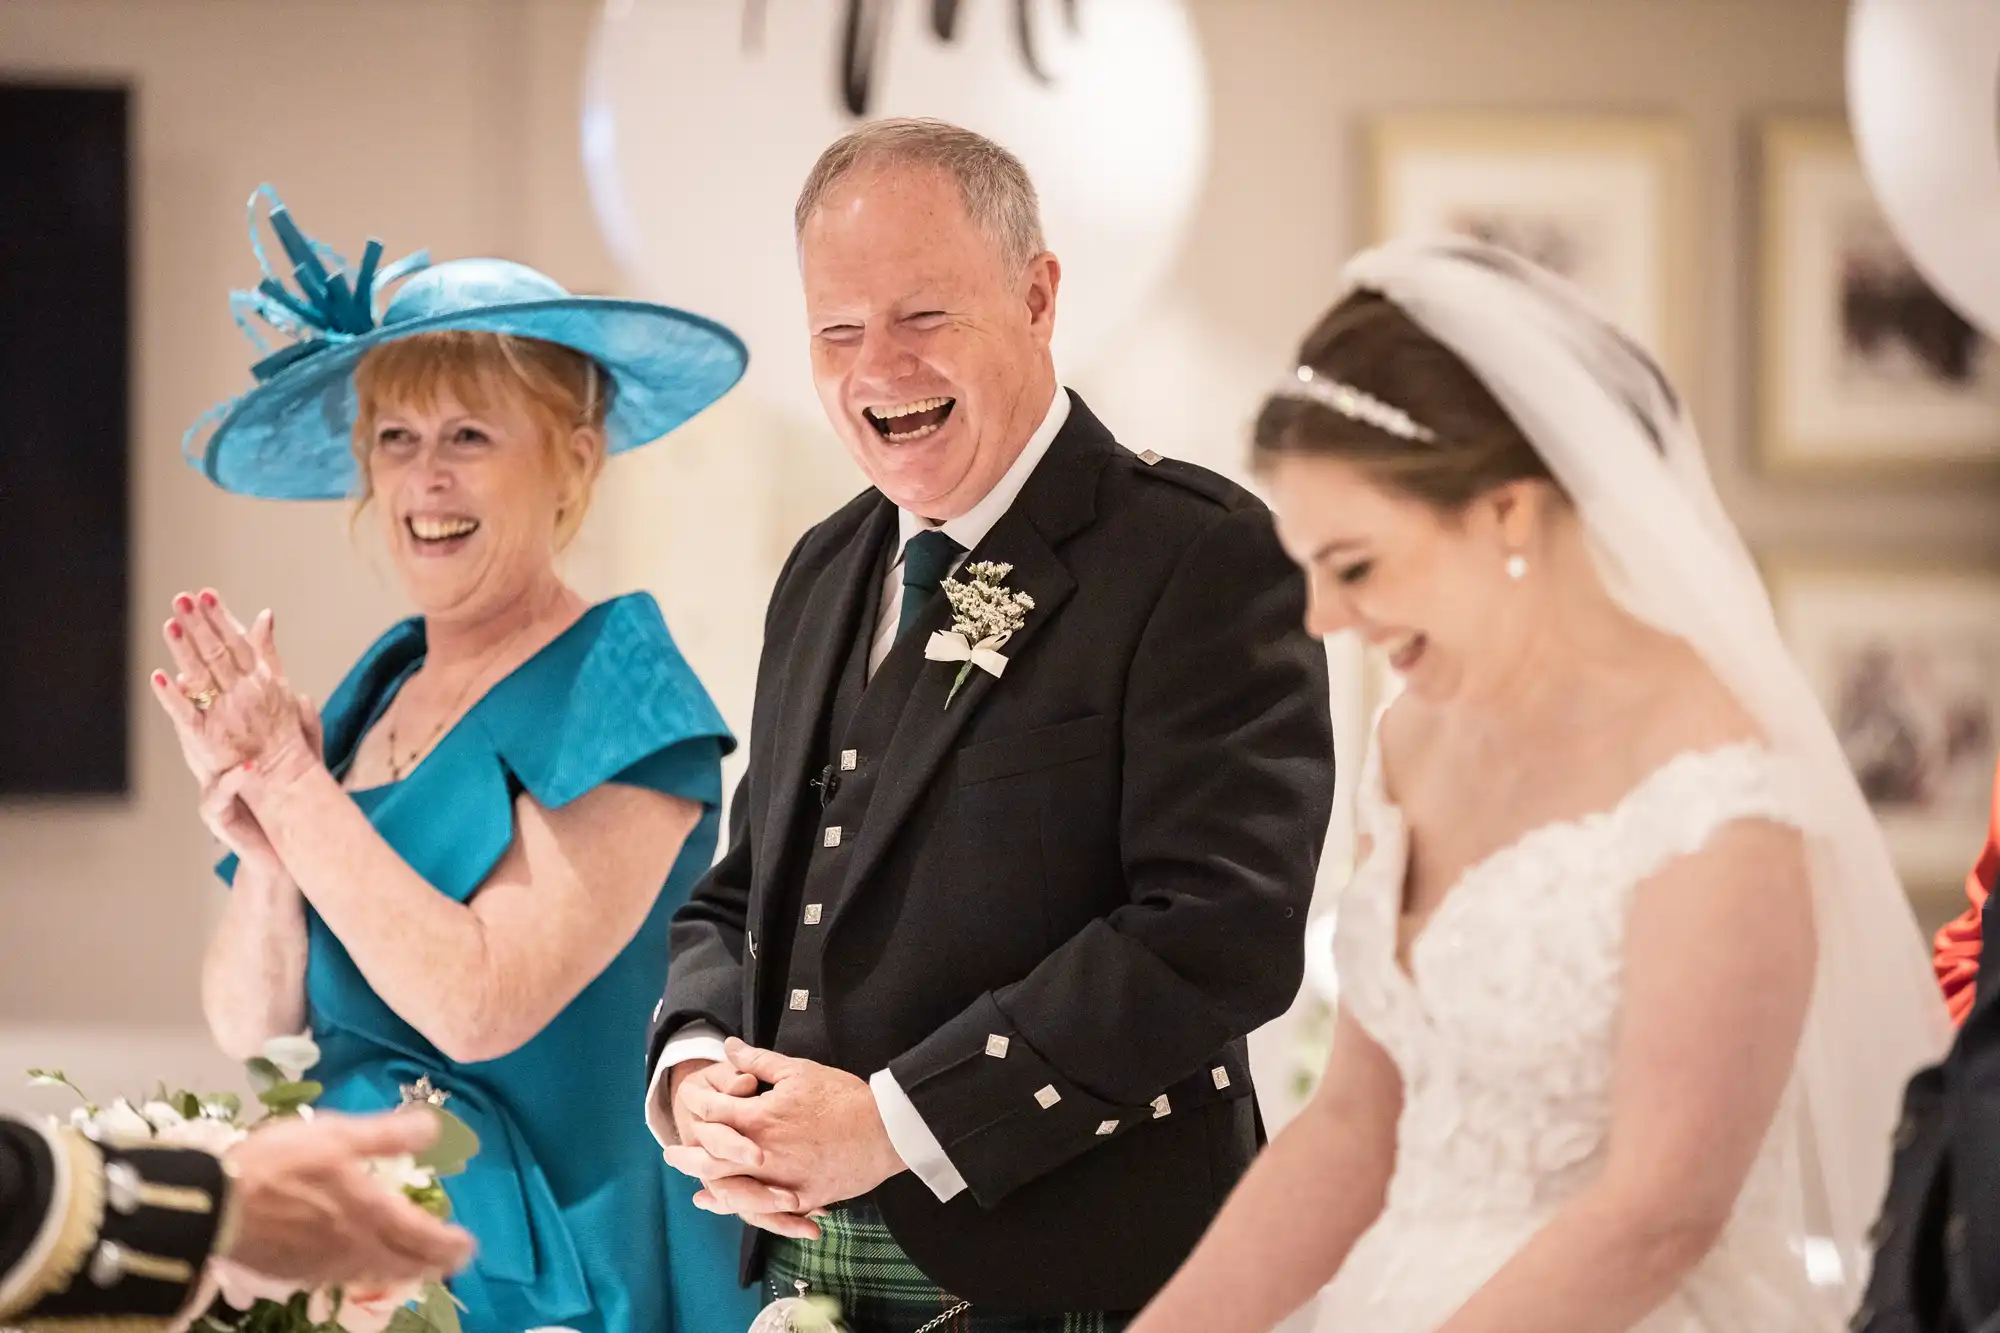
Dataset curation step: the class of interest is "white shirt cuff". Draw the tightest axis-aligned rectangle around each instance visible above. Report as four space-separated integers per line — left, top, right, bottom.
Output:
870 1068 967 1202
644 1021 731 1149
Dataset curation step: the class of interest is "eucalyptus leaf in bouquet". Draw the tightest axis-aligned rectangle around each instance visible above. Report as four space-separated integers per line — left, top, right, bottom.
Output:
410 1106 479 1181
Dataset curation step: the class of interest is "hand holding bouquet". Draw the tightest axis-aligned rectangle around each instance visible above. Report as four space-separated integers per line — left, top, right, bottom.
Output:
29 1034 479 1333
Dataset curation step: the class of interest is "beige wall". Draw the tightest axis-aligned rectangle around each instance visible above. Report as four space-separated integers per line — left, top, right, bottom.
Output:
2 0 1967 1104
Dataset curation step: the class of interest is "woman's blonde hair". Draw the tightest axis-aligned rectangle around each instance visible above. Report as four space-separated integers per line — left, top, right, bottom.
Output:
351 331 612 549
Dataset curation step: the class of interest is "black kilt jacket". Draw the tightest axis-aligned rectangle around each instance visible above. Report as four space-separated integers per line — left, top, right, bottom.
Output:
648 393 1336 1313
0 1115 231 1328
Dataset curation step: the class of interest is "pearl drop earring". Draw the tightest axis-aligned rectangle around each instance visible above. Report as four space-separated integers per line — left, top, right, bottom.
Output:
1505 553 1528 581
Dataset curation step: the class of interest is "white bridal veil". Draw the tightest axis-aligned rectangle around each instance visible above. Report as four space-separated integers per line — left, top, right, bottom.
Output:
1329 235 1953 1306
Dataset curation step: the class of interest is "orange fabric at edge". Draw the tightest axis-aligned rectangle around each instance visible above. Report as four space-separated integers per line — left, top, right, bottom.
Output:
1934 753 2000 1025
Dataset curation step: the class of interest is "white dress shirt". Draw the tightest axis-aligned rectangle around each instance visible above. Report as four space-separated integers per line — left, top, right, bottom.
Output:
647 385 1071 1203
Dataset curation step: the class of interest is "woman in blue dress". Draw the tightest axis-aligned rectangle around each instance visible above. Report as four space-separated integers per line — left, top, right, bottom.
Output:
147 190 761 1333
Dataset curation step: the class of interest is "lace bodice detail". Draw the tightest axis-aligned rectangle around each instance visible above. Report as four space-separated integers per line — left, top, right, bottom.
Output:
1335 739 1812 1221
1310 737 1835 1330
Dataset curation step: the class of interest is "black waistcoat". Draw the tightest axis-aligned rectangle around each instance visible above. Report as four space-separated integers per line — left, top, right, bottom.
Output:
762 530 946 1063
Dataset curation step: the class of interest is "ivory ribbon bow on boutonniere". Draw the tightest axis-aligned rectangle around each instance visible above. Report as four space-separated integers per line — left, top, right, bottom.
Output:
924 560 1036 708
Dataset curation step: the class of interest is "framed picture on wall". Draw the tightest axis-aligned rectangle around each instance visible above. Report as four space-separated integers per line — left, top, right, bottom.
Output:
1769 558 2000 892
1365 112 1694 386
1758 117 2000 473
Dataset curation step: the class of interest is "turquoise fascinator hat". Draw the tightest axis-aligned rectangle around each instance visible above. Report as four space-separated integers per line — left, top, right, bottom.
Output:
184 187 749 499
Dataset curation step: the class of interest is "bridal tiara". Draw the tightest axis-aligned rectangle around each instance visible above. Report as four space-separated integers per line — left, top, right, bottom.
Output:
1273 365 1438 443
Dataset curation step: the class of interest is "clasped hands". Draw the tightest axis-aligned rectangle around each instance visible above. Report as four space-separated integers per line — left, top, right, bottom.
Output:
147 588 323 869
663 1037 906 1240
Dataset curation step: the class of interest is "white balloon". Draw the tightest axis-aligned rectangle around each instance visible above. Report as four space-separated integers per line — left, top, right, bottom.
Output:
1847 0 2000 336
582 0 1210 426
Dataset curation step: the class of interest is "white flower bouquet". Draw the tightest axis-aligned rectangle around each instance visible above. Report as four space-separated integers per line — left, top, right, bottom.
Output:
28 1034 479 1333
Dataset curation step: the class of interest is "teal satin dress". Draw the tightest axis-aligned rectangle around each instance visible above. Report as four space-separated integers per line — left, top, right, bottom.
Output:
223 594 757 1333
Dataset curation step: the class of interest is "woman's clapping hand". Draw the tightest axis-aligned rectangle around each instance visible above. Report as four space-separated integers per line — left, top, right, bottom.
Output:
149 589 323 867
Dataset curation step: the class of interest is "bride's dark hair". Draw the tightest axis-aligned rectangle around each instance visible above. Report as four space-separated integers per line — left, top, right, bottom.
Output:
1251 288 1556 511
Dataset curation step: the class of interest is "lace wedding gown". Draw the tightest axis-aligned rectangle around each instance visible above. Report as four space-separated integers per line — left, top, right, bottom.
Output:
1311 737 1842 1332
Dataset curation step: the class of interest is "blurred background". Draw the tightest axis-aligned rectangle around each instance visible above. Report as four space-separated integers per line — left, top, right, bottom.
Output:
3 0 1998 1131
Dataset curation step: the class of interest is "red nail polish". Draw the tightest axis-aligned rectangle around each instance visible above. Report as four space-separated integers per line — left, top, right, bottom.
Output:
200 591 217 608
168 622 183 640
152 671 167 686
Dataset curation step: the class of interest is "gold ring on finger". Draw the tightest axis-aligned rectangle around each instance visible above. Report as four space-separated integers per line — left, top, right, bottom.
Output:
186 686 219 713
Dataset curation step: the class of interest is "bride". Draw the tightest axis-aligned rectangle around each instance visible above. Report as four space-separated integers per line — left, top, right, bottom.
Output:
1126 238 1950 1333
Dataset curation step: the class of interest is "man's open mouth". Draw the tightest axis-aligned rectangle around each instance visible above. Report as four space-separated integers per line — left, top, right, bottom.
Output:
864 397 955 442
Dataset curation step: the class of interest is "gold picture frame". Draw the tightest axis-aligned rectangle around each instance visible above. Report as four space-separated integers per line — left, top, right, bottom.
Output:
1766 553 2000 895
1757 117 2000 475
1364 112 1695 391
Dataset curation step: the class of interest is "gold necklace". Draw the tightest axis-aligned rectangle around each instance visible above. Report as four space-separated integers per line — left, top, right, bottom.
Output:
384 625 530 782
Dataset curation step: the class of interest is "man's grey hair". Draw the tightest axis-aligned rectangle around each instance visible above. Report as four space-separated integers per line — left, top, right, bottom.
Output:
794 117 1047 271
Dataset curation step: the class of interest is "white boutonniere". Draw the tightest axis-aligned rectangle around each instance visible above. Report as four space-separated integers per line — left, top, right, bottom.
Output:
924 560 1036 708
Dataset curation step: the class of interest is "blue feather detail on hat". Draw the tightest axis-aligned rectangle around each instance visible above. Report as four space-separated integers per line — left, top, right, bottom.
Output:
231 185 431 382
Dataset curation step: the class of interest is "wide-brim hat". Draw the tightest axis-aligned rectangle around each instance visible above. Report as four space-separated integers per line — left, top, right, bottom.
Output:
185 187 748 500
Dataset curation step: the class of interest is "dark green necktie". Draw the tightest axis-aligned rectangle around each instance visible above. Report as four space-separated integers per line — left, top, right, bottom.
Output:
899 530 966 641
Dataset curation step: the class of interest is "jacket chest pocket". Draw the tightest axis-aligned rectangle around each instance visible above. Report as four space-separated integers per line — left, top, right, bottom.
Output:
944 715 1120 949
953 714 1111 786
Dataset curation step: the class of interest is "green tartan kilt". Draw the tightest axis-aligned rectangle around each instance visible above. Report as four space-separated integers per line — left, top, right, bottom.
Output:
763 1201 1134 1333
